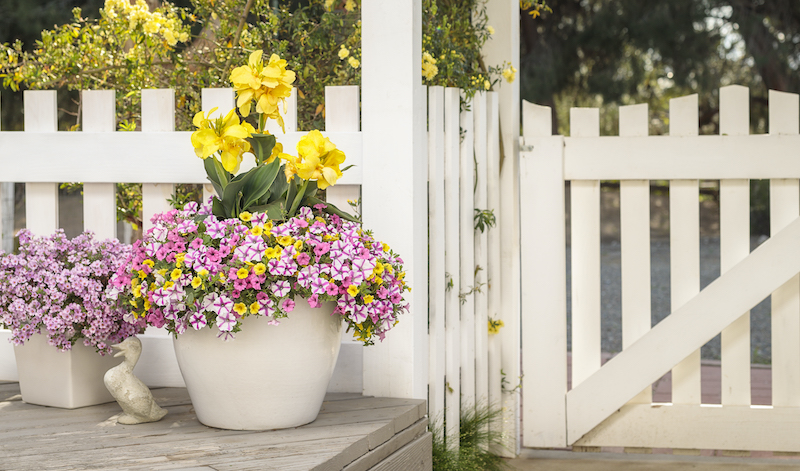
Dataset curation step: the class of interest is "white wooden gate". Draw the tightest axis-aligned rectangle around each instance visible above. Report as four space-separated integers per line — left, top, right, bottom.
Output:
521 85 800 452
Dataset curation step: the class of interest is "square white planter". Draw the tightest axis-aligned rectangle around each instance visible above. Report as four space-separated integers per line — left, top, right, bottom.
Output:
14 334 121 409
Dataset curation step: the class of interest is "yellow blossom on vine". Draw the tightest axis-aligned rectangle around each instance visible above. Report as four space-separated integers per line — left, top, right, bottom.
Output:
422 52 438 81
348 56 360 69
295 130 346 189
502 65 517 83
191 107 255 173
229 50 296 132
345 0 356 12
488 318 505 335
487 25 495 35
324 0 335 10
338 46 350 60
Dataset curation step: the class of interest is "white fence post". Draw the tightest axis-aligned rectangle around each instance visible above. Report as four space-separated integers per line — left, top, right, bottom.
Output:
619 103 652 407
769 89 800 408
520 101 567 447
443 87 462 441
486 91 503 428
460 91 476 407
569 108 601 388
81 90 117 240
0 93 13 253
483 0 521 455
473 91 489 406
428 85 447 423
24 90 59 236
719 85 751 407
361 0 429 400
141 89 176 232
669 94 701 406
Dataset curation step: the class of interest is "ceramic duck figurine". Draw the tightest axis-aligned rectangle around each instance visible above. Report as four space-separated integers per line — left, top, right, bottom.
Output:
103 336 167 424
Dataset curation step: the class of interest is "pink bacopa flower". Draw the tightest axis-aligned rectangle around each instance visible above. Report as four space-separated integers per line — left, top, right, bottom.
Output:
113 202 409 345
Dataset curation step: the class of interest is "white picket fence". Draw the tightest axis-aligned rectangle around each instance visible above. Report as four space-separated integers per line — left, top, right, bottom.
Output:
0 84 512 447
521 85 800 452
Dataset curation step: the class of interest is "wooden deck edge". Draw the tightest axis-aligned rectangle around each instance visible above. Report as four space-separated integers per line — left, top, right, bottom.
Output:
340 419 432 471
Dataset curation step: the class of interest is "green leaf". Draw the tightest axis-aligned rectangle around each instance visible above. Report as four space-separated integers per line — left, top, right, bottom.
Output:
250 201 285 220
303 195 360 222
221 174 249 217
247 133 277 165
241 159 281 211
211 197 227 219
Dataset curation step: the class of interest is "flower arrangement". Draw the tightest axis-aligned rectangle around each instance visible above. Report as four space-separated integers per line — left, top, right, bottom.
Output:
0 230 141 355
111 50 409 344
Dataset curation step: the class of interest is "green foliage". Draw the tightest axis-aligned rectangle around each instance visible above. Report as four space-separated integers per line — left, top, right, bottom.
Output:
430 403 508 471
474 208 496 233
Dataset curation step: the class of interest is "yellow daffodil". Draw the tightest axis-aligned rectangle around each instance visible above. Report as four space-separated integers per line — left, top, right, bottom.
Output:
229 51 296 131
191 107 255 173
295 130 346 189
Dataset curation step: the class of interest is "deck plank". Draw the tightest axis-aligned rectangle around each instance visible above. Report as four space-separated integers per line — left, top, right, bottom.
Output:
0 385 429 470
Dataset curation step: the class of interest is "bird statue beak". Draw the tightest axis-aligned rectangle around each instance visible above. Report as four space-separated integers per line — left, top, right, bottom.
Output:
111 343 126 358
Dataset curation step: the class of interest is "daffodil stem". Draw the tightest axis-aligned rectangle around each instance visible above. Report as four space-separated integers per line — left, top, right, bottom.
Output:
288 179 309 217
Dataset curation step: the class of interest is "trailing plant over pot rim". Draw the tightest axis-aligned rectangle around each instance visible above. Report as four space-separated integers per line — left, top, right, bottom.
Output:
0 229 142 355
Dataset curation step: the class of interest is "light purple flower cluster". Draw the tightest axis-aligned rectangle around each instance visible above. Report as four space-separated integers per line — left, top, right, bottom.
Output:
0 229 141 355
111 202 410 345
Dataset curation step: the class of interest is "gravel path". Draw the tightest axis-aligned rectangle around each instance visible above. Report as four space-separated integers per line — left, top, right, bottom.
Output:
566 237 772 363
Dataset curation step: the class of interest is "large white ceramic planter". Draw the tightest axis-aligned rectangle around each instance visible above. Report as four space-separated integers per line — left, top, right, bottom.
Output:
173 300 342 430
14 334 121 409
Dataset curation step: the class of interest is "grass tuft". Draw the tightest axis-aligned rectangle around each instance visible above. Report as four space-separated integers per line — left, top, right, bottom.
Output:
430 403 508 471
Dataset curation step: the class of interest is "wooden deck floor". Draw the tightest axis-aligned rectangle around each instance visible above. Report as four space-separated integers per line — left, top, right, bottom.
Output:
0 382 432 471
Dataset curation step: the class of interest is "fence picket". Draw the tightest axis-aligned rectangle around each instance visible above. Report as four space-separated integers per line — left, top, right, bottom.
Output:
719 85 751 407
427 86 447 423
460 92 476 407
141 89 176 233
81 90 117 240
24 90 59 236
486 91 502 427
569 107 601 388
521 101 567 447
324 86 361 216
618 103 652 405
669 94 701 406
473 91 489 405
769 89 800 408
443 87 461 443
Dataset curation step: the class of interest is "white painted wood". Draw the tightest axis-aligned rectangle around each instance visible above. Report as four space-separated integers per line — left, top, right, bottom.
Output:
522 100 552 142
567 216 800 443
24 90 58 236
668 94 701 406
361 0 429 401
141 89 176 233
569 107 601 388
486 92 503 419
576 403 800 452
0 95 13 253
81 90 117 240
0 131 363 184
521 136 567 448
618 103 651 405
473 91 489 406
562 134 800 180
442 87 461 442
484 0 521 455
325 86 361 224
265 89 297 134
427 86 446 422
769 89 800 408
521 99 567 448
719 85 751 406
459 92 476 408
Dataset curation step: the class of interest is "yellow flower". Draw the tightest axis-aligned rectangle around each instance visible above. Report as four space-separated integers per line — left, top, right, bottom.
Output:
487 25 495 35
143 259 155 268
324 0 335 10
295 130 346 189
294 240 303 251
250 226 263 236
383 243 391 252
374 263 384 275
237 267 249 279
502 65 517 83
229 51 296 131
347 284 360 297
198 269 209 278
191 276 203 289
191 107 255 173
234 303 247 315
144 299 152 311
488 319 505 335
163 281 175 290
239 211 252 222
280 152 299 181
138 270 147 279
253 262 267 275
250 302 261 314
131 278 140 288
277 235 294 247
348 56 360 68
422 52 438 81
363 295 374 304
268 141 283 163
344 0 356 12
171 268 182 280
338 46 350 60
133 285 142 298
265 246 282 259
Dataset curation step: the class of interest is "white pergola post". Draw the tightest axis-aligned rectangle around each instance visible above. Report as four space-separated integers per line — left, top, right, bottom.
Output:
483 0 522 455
361 0 429 400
